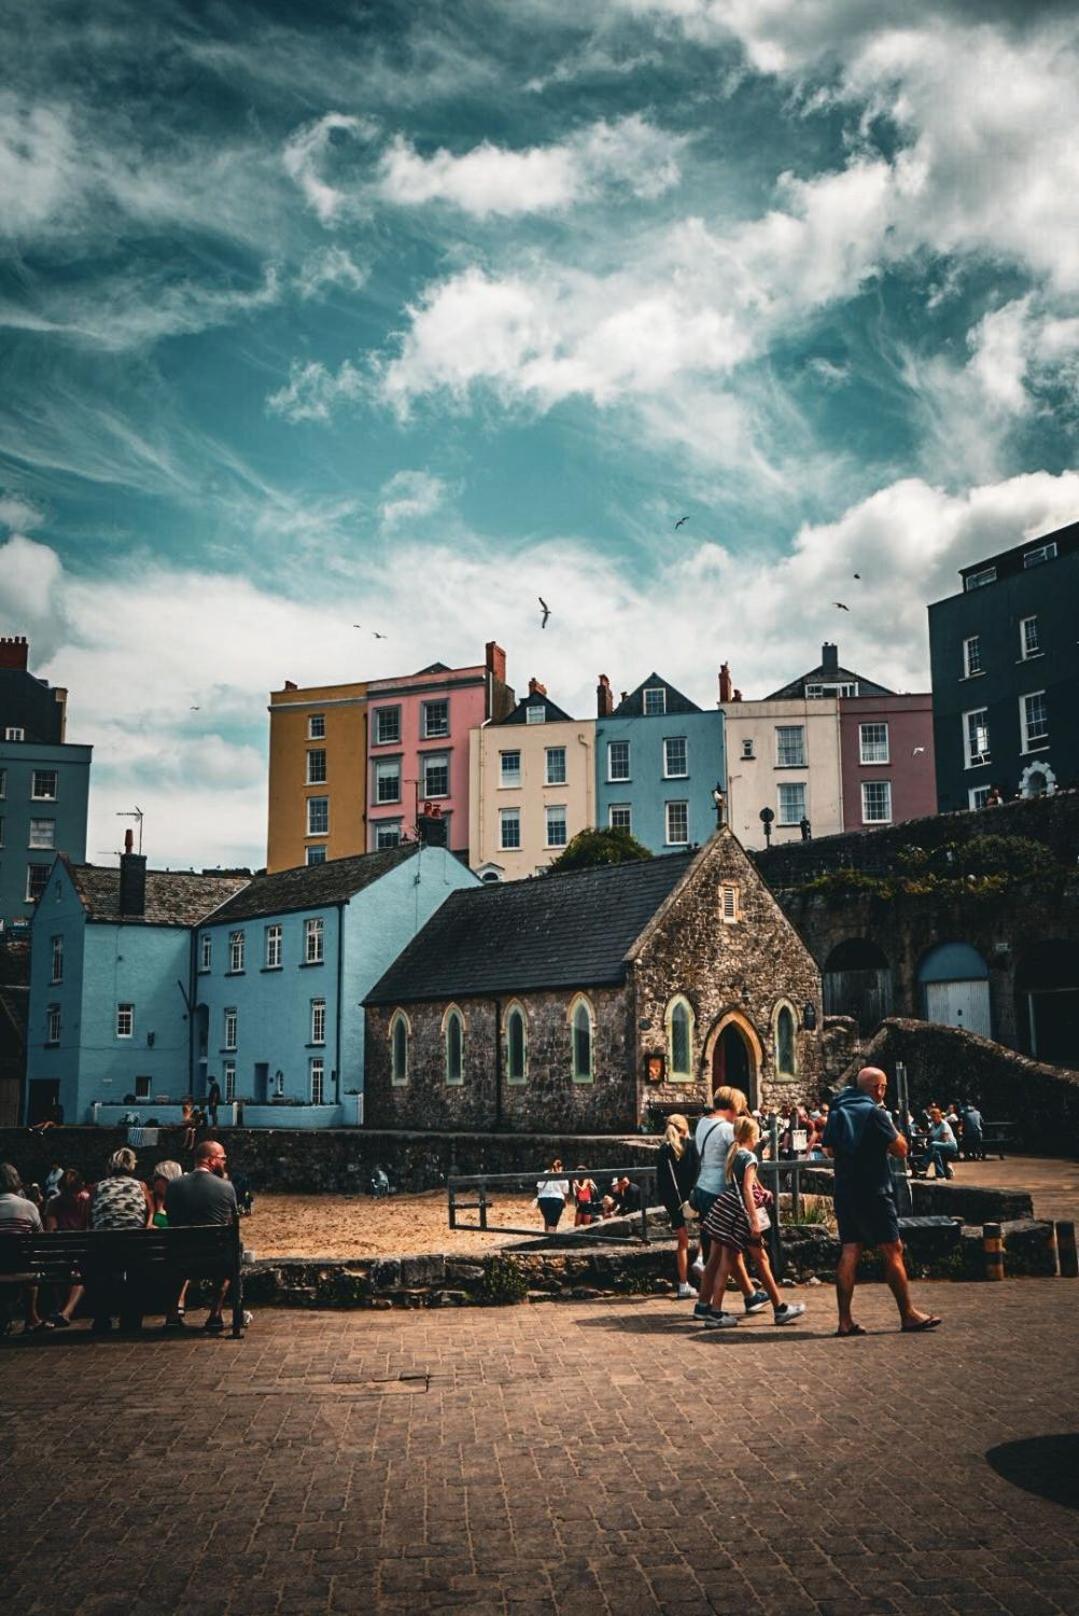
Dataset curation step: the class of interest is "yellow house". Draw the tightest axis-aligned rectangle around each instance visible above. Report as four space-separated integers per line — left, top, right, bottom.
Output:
266 680 367 873
469 679 595 882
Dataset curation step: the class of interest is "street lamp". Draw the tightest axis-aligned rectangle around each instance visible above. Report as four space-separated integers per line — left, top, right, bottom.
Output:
759 805 775 847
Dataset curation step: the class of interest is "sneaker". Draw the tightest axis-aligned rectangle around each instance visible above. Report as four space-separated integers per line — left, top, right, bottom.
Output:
744 1290 770 1315
676 1283 695 1300
690 1256 704 1276
162 1316 187 1332
772 1303 806 1326
692 1301 713 1322
704 1310 739 1329
203 1315 225 1334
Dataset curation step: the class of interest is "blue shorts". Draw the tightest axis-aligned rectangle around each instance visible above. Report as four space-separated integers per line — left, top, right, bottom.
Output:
835 1187 900 1248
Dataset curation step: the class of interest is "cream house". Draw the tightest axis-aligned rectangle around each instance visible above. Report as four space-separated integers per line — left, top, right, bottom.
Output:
469 679 595 882
719 697 843 849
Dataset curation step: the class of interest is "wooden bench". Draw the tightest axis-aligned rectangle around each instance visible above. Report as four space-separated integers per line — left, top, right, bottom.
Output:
976 1121 1015 1161
0 1221 245 1338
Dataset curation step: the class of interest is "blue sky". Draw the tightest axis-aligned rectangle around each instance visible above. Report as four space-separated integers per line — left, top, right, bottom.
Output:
1 0 1077 867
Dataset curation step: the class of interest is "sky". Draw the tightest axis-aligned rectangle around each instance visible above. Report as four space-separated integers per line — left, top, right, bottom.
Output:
1 0 1077 870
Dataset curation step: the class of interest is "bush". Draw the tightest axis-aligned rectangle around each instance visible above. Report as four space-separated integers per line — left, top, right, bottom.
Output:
958 834 1057 880
548 827 652 873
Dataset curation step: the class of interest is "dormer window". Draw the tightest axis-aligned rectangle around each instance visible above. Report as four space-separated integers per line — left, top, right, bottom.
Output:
643 687 666 716
525 704 546 724
964 566 996 591
1023 542 1057 568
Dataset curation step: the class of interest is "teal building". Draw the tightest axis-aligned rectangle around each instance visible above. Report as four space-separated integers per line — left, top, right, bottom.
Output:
594 673 726 855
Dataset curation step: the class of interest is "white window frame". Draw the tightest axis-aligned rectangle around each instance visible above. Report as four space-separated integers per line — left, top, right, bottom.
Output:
964 566 996 591
607 740 630 782
969 786 991 810
223 1008 237 1051
28 818 55 850
310 997 326 1046
310 1057 325 1106
525 704 546 725
858 723 889 765
306 748 327 785
544 804 568 849
390 1009 410 1086
374 706 401 745
720 883 739 923
422 699 449 739
1023 541 1057 568
777 782 807 825
963 708 991 769
663 736 688 778
505 1001 528 1085
1020 691 1049 753
4 726 24 741
228 930 245 974
198 933 212 973
46 1003 61 1044
223 1060 236 1102
500 750 521 787
265 924 282 969
422 752 449 799
26 863 50 902
374 759 401 804
665 800 689 845
304 916 325 964
31 770 57 801
608 804 632 833
50 934 63 984
741 738 755 759
775 725 806 768
1020 616 1040 660
568 993 594 1083
116 1002 134 1039
861 779 893 824
499 807 521 851
375 821 402 849
306 796 329 836
307 714 325 740
643 686 666 716
544 746 566 786
963 636 982 678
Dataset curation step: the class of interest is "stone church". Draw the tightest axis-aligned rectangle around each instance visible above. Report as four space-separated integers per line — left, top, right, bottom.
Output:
363 827 823 1132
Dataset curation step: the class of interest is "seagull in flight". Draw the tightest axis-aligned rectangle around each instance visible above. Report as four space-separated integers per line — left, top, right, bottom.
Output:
674 516 689 530
853 573 861 580
189 705 200 711
372 630 387 639
912 745 926 755
834 601 850 611
352 623 362 629
538 596 550 629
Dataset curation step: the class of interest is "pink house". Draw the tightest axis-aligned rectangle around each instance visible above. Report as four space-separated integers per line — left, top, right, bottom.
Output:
839 694 936 831
366 643 514 855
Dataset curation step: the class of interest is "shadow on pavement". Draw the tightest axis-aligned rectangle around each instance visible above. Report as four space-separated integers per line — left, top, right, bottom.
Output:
986 1435 1079 1510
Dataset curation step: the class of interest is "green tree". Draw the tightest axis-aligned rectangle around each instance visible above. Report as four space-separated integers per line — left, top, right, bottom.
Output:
548 826 653 873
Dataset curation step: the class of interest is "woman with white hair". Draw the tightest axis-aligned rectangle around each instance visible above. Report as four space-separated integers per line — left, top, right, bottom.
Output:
88 1148 152 1334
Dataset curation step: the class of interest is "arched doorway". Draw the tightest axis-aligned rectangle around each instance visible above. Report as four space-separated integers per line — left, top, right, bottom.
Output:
708 1013 761 1108
918 942 991 1039
823 938 893 1034
1015 941 1079 1068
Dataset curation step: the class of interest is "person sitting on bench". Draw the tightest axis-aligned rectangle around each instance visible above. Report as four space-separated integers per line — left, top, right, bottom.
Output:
163 1140 238 1334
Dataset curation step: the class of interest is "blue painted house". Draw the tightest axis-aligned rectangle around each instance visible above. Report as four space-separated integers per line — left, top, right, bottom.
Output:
193 842 477 1125
25 853 247 1125
595 673 726 855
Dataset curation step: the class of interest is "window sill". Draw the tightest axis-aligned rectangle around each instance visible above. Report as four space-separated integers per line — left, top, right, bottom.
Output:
572 1075 594 1085
862 820 893 827
219 1048 238 1055
665 841 690 848
964 761 991 771
299 959 325 968
305 833 329 839
305 1042 327 1049
196 968 211 976
773 764 807 772
224 970 246 978
1020 745 1050 756
499 783 522 790
43 1040 60 1049
422 792 449 801
543 781 567 790
1017 652 1043 662
959 672 985 680
260 965 283 973
374 801 402 809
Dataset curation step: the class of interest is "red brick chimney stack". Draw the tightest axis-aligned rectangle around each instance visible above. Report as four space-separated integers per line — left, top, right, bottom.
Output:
596 674 614 717
718 662 734 703
0 634 29 671
527 677 548 697
485 641 507 684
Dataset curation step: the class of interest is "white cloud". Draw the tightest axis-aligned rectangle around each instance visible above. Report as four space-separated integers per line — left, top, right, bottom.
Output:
282 112 378 224
378 471 447 528
295 246 369 300
377 114 685 217
0 493 46 532
266 358 368 423
966 297 1079 417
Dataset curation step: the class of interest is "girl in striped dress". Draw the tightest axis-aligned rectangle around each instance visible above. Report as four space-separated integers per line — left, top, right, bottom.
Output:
699 1117 806 1330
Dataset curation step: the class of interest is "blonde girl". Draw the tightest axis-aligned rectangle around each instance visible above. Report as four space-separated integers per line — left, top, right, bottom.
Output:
658 1114 698 1298
699 1117 806 1329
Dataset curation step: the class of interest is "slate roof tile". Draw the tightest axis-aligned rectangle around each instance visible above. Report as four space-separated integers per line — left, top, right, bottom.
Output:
66 863 250 927
208 842 420 925
612 673 702 717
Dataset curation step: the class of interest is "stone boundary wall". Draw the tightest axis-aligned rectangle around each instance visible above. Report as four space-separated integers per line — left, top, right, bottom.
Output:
753 787 1079 886
838 1018 1079 1156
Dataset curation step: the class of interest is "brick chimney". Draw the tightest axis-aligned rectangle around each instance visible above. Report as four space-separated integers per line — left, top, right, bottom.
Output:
718 662 734 703
0 635 29 671
527 677 547 698
118 828 147 919
596 674 614 717
485 641 507 684
284 680 297 691
821 642 839 674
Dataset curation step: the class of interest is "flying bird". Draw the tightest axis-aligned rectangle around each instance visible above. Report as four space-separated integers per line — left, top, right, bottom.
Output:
538 596 550 629
853 573 861 580
372 630 387 639
189 706 200 711
674 516 689 530
352 623 362 629
912 745 926 755
833 601 850 611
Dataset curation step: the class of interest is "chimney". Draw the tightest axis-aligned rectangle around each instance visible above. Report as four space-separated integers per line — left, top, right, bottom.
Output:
0 634 29 671
284 680 297 691
527 677 547 698
485 641 507 684
596 674 614 717
718 662 734 703
119 828 147 919
821 642 839 674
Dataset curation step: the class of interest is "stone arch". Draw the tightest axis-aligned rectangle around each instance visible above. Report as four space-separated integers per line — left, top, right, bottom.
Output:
704 1009 763 1109
917 942 992 1039
823 937 893 1035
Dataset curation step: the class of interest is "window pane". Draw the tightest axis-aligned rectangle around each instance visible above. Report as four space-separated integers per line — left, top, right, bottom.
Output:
392 1017 407 1083
424 701 449 738
507 1010 525 1081
775 726 805 767
862 781 892 822
664 736 687 777
375 761 400 803
777 783 806 824
28 819 55 849
446 1014 462 1083
308 714 325 739
609 804 631 832
777 1007 795 1075
32 771 58 799
859 723 888 764
545 747 566 785
307 796 329 834
670 1002 690 1074
545 806 567 847
644 688 666 715
665 801 688 844
573 1004 591 1079
965 710 990 765
499 810 520 850
1022 692 1048 746
525 704 546 724
1022 617 1039 657
500 750 521 784
423 753 449 797
375 707 400 744
306 846 326 865
964 636 982 676
375 822 401 849
608 741 630 780
306 749 327 784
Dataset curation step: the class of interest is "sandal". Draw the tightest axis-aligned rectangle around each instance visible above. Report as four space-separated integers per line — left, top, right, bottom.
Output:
835 1323 867 1337
902 1315 942 1333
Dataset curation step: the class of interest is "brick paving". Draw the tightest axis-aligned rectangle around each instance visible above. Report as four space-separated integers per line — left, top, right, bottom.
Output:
2 1282 1078 1615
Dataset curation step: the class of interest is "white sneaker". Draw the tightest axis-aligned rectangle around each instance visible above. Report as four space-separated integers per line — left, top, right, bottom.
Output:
772 1303 806 1326
691 1256 704 1276
704 1310 739 1329
676 1282 695 1299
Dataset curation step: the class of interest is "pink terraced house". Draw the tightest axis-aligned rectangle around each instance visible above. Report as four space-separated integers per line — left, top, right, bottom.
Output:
366 643 514 857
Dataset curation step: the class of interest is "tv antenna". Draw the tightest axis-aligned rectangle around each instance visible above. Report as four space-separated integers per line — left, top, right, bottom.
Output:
115 805 145 854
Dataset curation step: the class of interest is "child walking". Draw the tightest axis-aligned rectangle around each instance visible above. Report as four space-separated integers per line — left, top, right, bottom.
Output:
698 1117 806 1329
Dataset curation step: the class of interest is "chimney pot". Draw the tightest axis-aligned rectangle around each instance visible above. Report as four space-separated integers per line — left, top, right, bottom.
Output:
527 676 547 697
596 674 614 718
0 634 30 671
718 662 734 704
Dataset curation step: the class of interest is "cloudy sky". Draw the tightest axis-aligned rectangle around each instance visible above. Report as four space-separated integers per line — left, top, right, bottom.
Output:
1 0 1077 869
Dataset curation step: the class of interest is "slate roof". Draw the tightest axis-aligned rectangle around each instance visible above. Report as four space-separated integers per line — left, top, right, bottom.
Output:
365 850 697 1004
207 842 420 925
65 862 250 927
765 659 893 701
495 692 575 726
612 673 702 718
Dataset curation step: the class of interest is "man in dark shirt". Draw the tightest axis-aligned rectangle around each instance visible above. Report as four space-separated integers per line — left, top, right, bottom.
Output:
163 1140 237 1333
823 1068 941 1337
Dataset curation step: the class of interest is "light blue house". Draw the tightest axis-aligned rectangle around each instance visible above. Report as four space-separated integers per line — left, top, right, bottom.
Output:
25 853 247 1125
595 673 726 855
193 842 477 1126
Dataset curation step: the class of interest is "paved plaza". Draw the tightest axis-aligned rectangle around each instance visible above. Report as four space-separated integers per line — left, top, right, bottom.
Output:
2 1282 1077 1616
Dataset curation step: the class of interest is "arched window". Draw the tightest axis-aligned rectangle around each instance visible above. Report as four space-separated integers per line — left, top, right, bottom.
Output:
390 1010 410 1086
443 1005 465 1086
505 1003 527 1084
569 994 594 1083
665 995 695 1081
775 1003 796 1077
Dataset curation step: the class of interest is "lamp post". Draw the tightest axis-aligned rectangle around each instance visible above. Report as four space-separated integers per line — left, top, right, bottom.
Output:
759 805 775 847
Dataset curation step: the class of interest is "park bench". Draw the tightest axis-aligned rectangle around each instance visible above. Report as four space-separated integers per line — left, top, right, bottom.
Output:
975 1120 1015 1160
0 1221 245 1339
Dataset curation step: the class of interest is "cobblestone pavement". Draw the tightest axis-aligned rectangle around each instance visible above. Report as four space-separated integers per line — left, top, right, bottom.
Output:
957 1155 1079 1224
2 1282 1078 1615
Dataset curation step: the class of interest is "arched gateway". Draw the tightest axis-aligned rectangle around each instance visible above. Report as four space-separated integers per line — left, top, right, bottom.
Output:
707 1011 762 1108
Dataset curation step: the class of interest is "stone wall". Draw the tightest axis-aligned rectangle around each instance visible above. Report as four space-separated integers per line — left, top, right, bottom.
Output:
364 986 639 1133
837 1017 1079 1155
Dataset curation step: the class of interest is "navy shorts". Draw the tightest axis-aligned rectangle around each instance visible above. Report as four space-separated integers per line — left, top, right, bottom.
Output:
663 1201 687 1233
835 1187 900 1248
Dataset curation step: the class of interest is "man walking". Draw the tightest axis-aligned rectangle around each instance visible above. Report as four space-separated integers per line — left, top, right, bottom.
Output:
823 1067 941 1337
163 1140 237 1333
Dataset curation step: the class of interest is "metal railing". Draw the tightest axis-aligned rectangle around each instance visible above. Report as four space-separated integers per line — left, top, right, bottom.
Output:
448 1166 659 1245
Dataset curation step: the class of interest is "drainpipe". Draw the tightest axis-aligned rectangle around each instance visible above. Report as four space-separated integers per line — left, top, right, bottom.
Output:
335 901 345 1108
493 996 502 1129
186 926 197 1095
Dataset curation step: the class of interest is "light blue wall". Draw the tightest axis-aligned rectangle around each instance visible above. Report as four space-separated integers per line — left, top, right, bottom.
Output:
0 741 91 929
595 710 726 854
27 859 191 1122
